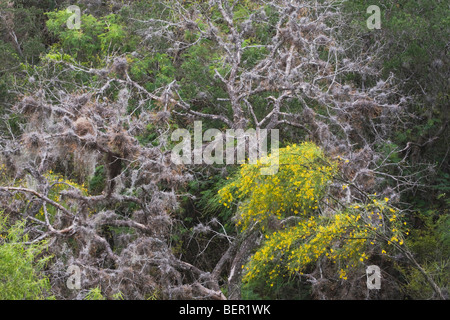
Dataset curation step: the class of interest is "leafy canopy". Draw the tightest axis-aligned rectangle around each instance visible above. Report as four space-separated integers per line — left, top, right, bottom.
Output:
45 10 128 64
0 214 53 300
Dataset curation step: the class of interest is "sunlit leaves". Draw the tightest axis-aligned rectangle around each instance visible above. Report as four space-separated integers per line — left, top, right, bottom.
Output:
0 215 53 299
45 10 128 64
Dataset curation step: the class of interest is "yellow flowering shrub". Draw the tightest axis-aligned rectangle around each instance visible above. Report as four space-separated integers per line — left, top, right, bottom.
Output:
0 164 9 183
242 198 406 286
218 142 407 288
1 164 89 218
218 142 337 231
36 171 89 220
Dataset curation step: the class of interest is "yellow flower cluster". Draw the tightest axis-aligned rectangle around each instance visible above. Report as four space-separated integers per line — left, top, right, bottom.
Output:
243 198 406 285
242 211 370 284
218 142 337 232
46 171 89 193
266 208 403 285
0 164 8 182
37 171 89 219
219 142 407 287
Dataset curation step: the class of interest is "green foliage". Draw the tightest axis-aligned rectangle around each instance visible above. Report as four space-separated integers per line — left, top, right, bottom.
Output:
0 214 53 300
241 268 312 300
0 1 48 63
146 289 159 300
129 53 176 93
84 287 149 300
398 211 449 299
344 0 449 165
190 171 236 232
88 165 106 195
433 173 450 195
0 1 50 117
241 39 269 69
84 287 106 300
45 10 130 64
179 42 226 102
136 124 159 146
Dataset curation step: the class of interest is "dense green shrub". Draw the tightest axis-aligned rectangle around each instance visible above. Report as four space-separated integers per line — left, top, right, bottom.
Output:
0 214 53 300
